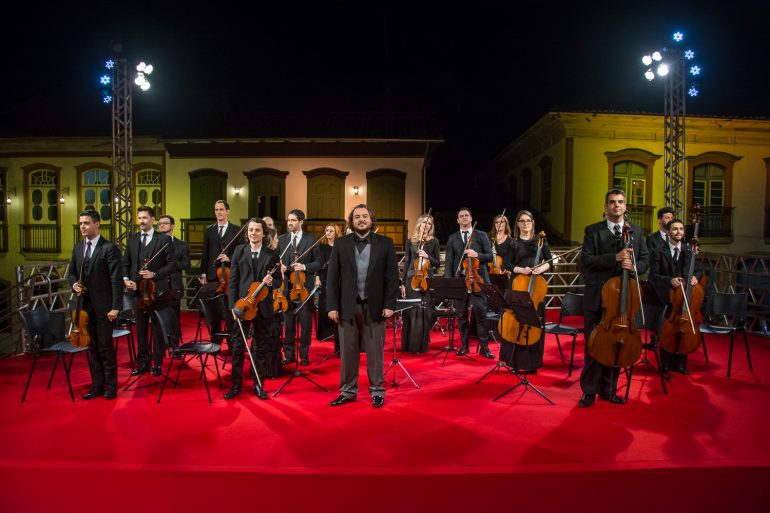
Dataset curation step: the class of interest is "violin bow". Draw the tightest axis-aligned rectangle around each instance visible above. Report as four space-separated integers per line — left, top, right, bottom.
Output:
623 214 646 326
289 236 322 265
677 281 697 335
232 313 263 388
140 241 170 271
218 219 252 257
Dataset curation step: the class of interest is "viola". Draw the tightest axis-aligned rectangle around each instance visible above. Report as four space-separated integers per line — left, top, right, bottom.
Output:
70 243 90 348
659 205 706 355
587 219 643 368
235 262 281 321
460 223 482 293
135 242 169 311
410 209 432 292
488 208 507 275
498 232 547 346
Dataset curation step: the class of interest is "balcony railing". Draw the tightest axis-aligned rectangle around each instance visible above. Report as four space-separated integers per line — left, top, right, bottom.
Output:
0 224 7 253
626 204 655 234
72 224 114 243
692 206 733 239
19 224 61 253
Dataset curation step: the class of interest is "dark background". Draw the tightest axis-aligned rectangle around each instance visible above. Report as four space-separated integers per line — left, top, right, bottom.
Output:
2 1 768 215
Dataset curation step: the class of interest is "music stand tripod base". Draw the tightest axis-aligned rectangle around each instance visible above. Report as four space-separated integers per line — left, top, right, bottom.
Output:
428 277 475 366
385 302 420 389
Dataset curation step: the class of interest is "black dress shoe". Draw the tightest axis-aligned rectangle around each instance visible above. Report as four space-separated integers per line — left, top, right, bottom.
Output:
281 358 294 365
300 357 310 366
372 396 384 408
578 394 596 408
224 386 242 400
151 366 163 377
82 390 104 400
103 390 117 400
608 395 626 405
673 365 689 375
456 347 469 356
481 350 495 359
329 394 356 406
130 366 149 376
253 384 268 400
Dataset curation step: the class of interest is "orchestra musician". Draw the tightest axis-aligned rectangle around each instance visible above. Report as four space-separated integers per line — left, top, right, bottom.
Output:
199 200 240 288
443 207 495 359
578 189 649 407
500 209 552 372
122 206 177 377
646 206 675 254
69 210 123 400
265 226 284 376
226 218 280 399
400 213 440 353
489 213 515 281
157 214 190 329
315 223 341 354
278 209 321 365
648 218 702 374
327 204 399 408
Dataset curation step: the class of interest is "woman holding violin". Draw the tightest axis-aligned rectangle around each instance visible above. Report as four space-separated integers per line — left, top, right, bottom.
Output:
315 223 342 354
400 213 441 353
488 213 515 283
443 207 495 358
578 189 649 408
226 218 281 399
649 217 703 375
499 210 553 372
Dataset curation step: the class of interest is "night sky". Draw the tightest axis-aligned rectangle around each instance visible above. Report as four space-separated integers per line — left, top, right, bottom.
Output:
2 1 769 214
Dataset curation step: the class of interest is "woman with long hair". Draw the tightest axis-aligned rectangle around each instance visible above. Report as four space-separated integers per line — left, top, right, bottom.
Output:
315 223 342 353
400 213 440 353
488 213 515 285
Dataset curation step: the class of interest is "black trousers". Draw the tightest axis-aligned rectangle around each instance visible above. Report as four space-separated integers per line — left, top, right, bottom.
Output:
283 300 314 360
86 306 117 393
230 316 272 387
133 297 165 368
579 308 619 396
456 292 489 351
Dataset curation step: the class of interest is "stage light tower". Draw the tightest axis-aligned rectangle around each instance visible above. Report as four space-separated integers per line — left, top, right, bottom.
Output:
103 42 154 251
641 31 701 218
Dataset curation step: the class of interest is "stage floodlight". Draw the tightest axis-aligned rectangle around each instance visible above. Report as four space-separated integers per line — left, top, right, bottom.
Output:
140 81 150 91
657 63 669 77
642 55 653 66
690 65 701 76
136 62 147 72
144 64 153 75
645 69 655 81
673 32 684 42
688 86 699 97
652 51 662 62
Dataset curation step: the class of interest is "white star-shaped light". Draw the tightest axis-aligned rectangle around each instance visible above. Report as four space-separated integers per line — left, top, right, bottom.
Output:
690 66 701 76
688 86 699 97
105 60 114 70
684 49 695 60
100 75 111 85
673 32 684 42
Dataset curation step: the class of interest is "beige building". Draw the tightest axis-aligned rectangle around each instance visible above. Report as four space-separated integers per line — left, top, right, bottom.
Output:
485 111 770 253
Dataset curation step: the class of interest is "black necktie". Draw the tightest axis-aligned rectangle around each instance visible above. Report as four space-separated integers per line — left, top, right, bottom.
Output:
462 231 468 245
251 251 259 276
673 247 679 262
218 225 224 239
85 240 92 261
142 233 148 247
291 234 298 252
614 224 621 239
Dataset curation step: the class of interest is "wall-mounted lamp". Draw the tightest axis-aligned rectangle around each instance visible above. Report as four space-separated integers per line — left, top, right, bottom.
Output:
353 186 359 196
5 187 16 205
233 186 241 196
59 186 70 204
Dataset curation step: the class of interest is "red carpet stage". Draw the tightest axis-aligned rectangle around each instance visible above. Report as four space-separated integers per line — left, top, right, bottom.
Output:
1 312 769 512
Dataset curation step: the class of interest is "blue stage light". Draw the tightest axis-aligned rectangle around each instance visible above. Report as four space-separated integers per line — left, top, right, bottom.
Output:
673 32 684 42
690 65 701 76
100 75 111 85
688 86 699 97
103 94 112 103
105 60 114 70
684 50 695 60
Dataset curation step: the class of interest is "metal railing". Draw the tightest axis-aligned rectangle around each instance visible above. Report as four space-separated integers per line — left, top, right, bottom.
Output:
694 206 734 239
626 205 655 234
19 224 61 253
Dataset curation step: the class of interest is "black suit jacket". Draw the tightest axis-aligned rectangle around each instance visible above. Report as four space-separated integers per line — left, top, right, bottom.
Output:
227 244 280 319
326 233 399 322
278 231 321 295
168 237 191 291
646 230 668 254
580 221 650 312
68 238 123 316
444 229 492 283
200 223 241 282
648 244 702 305
121 232 177 294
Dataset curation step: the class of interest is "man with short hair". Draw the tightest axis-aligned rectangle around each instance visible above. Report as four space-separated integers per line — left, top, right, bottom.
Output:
158 214 190 324
200 200 240 288
646 206 675 254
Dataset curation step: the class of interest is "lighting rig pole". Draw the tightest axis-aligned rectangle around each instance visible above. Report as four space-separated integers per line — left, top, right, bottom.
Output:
101 42 153 251
642 31 701 218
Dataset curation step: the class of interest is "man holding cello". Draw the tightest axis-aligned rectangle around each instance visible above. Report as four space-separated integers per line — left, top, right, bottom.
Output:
578 189 649 407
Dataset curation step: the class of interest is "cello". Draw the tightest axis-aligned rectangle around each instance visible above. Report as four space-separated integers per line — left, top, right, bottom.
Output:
498 231 547 346
658 205 706 355
410 209 432 292
70 245 90 348
588 218 643 369
215 221 250 294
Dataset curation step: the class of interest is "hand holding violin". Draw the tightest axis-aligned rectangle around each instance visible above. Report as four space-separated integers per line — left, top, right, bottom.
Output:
291 262 305 272
139 269 156 280
124 278 137 291
107 309 119 321
216 253 231 264
463 248 479 259
73 282 87 295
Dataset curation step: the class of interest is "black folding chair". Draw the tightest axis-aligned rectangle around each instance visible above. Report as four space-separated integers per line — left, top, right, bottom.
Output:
543 292 584 376
699 292 751 377
199 294 233 372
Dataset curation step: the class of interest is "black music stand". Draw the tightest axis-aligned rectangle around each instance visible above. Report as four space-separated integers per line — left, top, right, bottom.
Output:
123 290 180 392
429 277 473 366
484 273 509 347
273 286 329 396
384 299 421 389
476 285 554 405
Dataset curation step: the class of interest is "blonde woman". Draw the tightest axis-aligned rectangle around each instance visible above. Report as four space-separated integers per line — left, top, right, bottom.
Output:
488 213 515 283
400 214 440 353
315 224 342 353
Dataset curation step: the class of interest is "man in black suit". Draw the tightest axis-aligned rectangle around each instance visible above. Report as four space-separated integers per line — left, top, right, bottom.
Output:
578 189 649 407
226 218 280 400
327 204 399 408
69 210 123 400
278 209 321 365
646 206 675 254
443 207 495 358
199 200 241 290
648 218 702 374
158 214 190 325
122 206 177 377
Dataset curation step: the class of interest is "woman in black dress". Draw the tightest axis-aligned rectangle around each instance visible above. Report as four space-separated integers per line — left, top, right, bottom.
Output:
488 213 515 286
400 214 440 353
315 223 341 353
500 210 552 372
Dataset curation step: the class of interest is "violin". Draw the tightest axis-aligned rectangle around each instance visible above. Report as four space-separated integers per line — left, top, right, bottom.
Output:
459 222 482 293
70 249 90 348
489 208 506 275
215 221 250 294
234 262 281 321
286 236 322 302
587 218 643 368
659 205 706 355
136 242 169 311
273 288 289 312
410 209 432 292
498 231 547 346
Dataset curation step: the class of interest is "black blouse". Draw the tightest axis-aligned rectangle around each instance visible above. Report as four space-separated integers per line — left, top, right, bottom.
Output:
512 237 552 271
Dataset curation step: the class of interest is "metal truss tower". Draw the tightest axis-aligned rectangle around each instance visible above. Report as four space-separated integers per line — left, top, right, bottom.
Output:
663 56 686 217
111 56 133 252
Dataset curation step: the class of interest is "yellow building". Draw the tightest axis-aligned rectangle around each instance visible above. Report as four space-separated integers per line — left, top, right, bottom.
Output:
486 111 770 253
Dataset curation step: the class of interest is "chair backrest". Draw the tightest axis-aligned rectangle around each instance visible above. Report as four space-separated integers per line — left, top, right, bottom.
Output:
153 307 181 349
20 308 66 350
709 292 748 322
559 292 584 319
199 294 232 334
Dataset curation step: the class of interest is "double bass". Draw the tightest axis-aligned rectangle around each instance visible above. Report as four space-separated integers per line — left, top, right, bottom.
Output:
498 231 547 346
70 245 90 348
588 218 643 368
410 208 432 292
658 205 706 355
